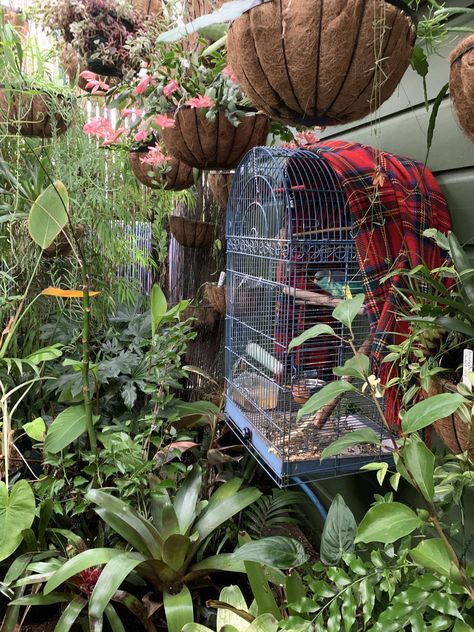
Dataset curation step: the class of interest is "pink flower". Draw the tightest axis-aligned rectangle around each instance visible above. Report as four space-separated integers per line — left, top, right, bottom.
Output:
135 74 153 95
134 128 150 143
163 80 179 98
101 126 126 146
154 114 175 129
122 107 143 118
85 78 110 94
186 95 215 109
140 145 171 166
223 65 237 83
296 131 319 146
83 118 124 145
79 70 97 81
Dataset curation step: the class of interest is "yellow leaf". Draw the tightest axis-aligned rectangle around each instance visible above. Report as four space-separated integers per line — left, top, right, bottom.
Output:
41 287 100 298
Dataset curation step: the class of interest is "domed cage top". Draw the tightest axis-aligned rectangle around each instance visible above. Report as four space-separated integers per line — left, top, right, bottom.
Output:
225 146 393 485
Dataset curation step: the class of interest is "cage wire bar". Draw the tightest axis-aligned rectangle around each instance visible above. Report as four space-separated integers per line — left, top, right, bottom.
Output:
225 147 393 486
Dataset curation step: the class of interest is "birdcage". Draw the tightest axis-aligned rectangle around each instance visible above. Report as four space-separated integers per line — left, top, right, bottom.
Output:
225 146 394 485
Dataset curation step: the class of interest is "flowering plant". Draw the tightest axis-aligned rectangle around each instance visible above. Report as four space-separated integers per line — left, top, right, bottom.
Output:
108 42 257 131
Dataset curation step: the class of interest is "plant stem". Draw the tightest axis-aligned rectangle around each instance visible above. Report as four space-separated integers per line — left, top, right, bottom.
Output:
81 273 97 453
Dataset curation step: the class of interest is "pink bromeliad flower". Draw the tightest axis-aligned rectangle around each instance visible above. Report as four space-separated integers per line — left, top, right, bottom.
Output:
101 126 126 145
154 114 175 129
122 107 143 118
223 65 237 83
163 80 179 98
83 117 113 138
140 145 171 166
186 95 215 109
134 128 150 143
79 71 110 94
135 74 153 95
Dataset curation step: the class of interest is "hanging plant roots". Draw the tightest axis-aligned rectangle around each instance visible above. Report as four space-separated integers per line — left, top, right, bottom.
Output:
169 216 215 248
161 110 269 169
449 34 474 142
208 172 234 210
128 150 194 191
204 283 226 314
42 224 85 258
0 89 71 137
227 0 416 127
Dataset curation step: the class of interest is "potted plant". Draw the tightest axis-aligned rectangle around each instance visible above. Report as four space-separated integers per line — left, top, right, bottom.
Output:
208 170 233 210
112 43 269 169
0 19 75 138
34 0 146 78
169 214 215 248
449 34 474 142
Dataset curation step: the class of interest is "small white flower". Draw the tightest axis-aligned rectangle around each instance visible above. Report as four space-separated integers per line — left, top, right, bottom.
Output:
362 374 384 398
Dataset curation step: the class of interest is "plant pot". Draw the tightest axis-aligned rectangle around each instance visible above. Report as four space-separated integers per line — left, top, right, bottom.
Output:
208 171 234 210
227 0 416 126
449 34 474 143
205 283 226 314
182 304 219 330
161 109 269 169
0 88 71 137
42 224 85 258
169 216 215 248
428 377 474 460
128 150 194 191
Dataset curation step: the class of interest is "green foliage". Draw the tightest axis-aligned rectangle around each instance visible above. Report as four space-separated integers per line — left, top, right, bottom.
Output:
28 181 69 249
320 495 356 566
0 480 36 561
240 489 306 539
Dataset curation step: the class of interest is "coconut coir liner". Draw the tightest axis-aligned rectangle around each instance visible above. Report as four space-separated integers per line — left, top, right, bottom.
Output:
227 0 415 126
129 151 194 191
449 34 474 142
208 171 234 209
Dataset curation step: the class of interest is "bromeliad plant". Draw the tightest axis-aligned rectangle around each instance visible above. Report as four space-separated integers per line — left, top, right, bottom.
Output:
14 464 307 632
287 293 474 629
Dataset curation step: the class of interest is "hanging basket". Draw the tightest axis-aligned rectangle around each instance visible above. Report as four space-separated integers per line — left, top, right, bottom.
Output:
128 150 194 191
161 110 269 170
182 304 219 330
449 34 474 143
208 172 234 210
428 377 474 461
227 0 416 127
0 88 71 137
204 283 226 314
169 216 215 248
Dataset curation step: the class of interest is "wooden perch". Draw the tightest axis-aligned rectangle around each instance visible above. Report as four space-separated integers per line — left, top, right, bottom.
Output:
295 333 374 436
283 286 366 313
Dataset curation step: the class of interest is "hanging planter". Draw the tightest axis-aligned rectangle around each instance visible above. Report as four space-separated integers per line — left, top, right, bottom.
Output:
449 34 474 143
208 171 234 210
204 282 226 314
161 109 269 170
169 216 215 248
0 87 72 137
128 148 194 191
227 0 416 127
428 377 474 460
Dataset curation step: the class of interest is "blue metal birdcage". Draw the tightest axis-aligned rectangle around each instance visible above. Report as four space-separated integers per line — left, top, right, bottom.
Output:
224 146 392 485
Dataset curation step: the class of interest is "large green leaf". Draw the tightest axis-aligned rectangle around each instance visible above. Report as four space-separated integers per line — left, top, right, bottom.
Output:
333 354 370 379
163 585 194 632
173 464 202 534
192 487 262 549
44 406 87 453
402 393 465 434
288 324 337 351
28 180 69 249
208 477 243 506
10 592 72 606
86 489 163 559
89 553 144 620
402 440 435 501
297 381 357 420
217 585 250 630
104 604 126 632
232 537 307 568
320 495 356 565
238 533 280 620
0 480 36 562
356 502 422 545
44 549 123 594
247 615 278 632
320 429 381 462
151 285 167 336
332 294 365 330
410 539 454 578
55 596 87 632
162 534 191 571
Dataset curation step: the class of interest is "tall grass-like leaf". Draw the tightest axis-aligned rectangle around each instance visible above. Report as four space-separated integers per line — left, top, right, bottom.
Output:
104 604 126 632
239 532 280 619
150 285 167 336
448 232 474 306
163 585 194 632
44 549 123 594
54 596 87 632
174 464 202 533
425 83 449 164
89 553 144 619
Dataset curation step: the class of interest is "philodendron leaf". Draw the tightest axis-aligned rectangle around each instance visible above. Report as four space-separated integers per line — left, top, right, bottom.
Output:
410 539 454 577
28 180 69 249
402 393 465 434
356 502 422 545
44 406 87 453
23 417 46 442
320 428 381 461
288 324 337 350
297 381 357 419
232 536 308 568
0 481 36 561
320 495 356 566
332 294 365 330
